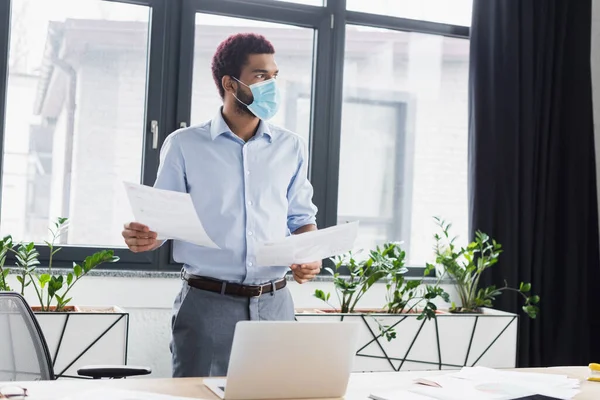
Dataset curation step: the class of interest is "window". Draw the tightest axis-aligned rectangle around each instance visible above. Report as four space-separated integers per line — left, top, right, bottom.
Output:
190 14 315 145
346 0 473 27
338 25 470 266
1 0 151 247
0 0 471 271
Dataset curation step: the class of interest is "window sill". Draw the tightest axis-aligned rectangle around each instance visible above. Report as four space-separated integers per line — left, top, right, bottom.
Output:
5 267 452 284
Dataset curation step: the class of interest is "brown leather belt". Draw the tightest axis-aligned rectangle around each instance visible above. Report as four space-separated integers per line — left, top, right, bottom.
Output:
183 273 286 297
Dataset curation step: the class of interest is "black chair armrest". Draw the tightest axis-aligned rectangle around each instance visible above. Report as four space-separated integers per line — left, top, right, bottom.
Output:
77 365 152 379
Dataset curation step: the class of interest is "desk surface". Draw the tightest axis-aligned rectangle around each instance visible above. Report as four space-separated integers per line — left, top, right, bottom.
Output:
7 367 599 399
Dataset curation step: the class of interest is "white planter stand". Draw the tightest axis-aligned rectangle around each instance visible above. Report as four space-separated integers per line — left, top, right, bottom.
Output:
34 306 129 379
295 308 518 373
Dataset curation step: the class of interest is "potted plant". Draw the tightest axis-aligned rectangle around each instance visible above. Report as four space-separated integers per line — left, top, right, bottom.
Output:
430 217 539 317
296 242 453 373
295 218 538 373
0 218 130 379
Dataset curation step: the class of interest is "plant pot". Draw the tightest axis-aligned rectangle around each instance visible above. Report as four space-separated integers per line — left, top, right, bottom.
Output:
295 308 518 373
34 305 129 379
31 305 78 312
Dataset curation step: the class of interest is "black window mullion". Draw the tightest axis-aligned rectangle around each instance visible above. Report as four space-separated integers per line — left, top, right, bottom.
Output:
346 10 470 39
0 0 10 222
312 0 345 230
190 0 325 28
142 0 168 186
174 0 197 132
310 2 336 229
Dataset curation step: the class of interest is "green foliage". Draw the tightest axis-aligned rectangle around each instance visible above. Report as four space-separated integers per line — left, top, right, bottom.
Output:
14 242 40 296
431 217 539 318
316 249 388 314
380 243 449 316
0 236 14 291
313 241 450 342
378 242 449 341
0 218 120 312
311 217 540 345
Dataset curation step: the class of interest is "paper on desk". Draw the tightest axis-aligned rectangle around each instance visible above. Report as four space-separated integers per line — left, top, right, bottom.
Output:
59 388 199 400
451 366 580 398
123 182 219 248
255 221 359 267
404 367 580 400
369 389 438 400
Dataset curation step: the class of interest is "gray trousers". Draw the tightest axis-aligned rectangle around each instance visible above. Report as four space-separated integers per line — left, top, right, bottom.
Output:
170 279 295 378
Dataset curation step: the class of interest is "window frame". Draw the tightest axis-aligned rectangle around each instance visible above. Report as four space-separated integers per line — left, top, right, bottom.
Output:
0 0 470 273
0 0 170 270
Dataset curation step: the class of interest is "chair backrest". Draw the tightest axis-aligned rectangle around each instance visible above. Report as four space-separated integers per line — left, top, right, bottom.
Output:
0 292 54 381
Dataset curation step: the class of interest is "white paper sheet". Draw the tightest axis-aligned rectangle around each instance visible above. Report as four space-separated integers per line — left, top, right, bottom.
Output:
367 367 581 400
123 182 219 248
402 367 581 400
370 390 438 400
445 367 581 399
255 221 359 267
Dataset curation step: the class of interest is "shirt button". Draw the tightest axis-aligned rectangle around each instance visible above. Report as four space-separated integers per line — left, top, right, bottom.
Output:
248 231 253 236
248 262 253 267
246 170 250 175
247 200 253 206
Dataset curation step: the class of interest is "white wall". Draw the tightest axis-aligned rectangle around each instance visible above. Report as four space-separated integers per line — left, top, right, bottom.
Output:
5 274 454 378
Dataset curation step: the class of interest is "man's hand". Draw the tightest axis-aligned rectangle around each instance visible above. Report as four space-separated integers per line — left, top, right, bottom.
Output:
122 222 159 253
290 260 322 284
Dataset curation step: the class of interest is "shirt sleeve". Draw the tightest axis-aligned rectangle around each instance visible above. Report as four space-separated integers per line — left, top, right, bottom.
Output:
287 137 318 232
153 133 187 193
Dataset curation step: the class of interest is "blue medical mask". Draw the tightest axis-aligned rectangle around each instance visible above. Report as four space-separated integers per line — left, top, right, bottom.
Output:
233 77 281 120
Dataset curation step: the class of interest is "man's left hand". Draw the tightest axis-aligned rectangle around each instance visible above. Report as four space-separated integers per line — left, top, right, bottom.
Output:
290 261 322 284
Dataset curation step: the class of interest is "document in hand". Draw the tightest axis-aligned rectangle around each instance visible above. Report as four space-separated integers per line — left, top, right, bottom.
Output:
255 221 359 267
123 182 219 248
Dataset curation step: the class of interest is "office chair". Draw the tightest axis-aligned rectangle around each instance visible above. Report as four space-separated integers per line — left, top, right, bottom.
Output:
0 292 151 381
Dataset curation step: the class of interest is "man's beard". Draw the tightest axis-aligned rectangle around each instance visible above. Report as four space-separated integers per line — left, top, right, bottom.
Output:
234 87 255 117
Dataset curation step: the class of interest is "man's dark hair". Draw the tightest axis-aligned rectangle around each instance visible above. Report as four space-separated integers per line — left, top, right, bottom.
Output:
211 33 275 99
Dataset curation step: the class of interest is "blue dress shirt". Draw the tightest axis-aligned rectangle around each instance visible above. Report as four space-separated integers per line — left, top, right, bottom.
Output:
153 110 318 285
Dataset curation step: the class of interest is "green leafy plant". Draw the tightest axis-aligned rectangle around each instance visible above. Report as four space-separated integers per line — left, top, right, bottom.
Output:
14 242 40 295
314 242 450 341
35 249 118 312
0 236 13 291
0 217 120 312
429 217 539 318
314 249 387 314
380 243 449 318
376 243 449 341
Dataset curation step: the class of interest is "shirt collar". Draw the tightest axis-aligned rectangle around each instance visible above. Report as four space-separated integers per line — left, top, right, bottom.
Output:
210 109 275 142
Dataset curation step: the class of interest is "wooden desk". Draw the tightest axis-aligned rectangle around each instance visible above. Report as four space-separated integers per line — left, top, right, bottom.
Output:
8 367 599 399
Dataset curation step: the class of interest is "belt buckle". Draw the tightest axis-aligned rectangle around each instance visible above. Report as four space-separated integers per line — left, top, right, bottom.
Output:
253 285 263 297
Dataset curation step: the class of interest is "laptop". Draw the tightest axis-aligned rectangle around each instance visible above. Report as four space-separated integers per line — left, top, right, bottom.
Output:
204 320 361 400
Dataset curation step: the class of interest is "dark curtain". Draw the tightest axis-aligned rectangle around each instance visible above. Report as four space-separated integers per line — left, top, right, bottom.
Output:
469 0 600 367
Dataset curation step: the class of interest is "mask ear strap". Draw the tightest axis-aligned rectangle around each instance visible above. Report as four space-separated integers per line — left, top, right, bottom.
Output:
232 92 250 107
230 76 251 106
232 76 249 88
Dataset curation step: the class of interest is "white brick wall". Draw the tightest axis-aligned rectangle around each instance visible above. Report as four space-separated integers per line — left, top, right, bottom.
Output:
66 49 146 246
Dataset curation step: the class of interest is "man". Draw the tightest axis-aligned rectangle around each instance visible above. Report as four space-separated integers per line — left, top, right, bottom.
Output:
121 33 321 377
